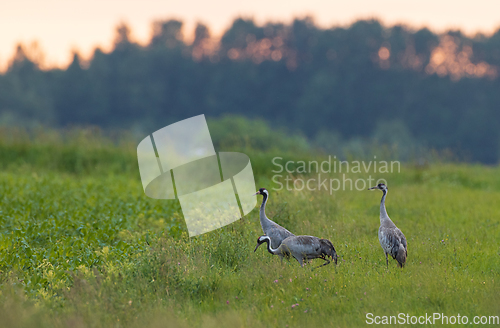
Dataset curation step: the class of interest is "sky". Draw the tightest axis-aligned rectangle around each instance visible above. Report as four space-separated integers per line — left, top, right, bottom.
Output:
1 0 500 70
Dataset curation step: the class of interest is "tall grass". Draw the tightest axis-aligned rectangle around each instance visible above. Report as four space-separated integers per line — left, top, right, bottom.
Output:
0 127 137 175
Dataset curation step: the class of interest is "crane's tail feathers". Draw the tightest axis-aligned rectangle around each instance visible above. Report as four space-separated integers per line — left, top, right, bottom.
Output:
396 245 406 268
320 239 338 265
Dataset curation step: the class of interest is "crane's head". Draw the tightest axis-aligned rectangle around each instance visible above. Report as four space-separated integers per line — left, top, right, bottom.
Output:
368 183 387 192
253 188 268 196
254 235 271 252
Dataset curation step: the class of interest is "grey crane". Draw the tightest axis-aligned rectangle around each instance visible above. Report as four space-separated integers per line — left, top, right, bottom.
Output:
253 188 295 250
369 183 407 268
254 235 338 268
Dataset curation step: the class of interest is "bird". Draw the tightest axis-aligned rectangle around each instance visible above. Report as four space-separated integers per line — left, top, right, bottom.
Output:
254 235 338 268
253 188 295 250
369 183 407 268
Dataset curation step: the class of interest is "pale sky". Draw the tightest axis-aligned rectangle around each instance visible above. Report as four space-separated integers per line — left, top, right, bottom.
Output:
1 0 500 70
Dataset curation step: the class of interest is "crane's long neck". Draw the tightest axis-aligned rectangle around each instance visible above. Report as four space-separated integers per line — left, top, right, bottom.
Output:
263 237 279 255
259 192 273 230
380 189 391 223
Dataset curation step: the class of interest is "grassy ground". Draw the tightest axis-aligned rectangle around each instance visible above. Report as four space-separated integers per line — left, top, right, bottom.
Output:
0 138 499 327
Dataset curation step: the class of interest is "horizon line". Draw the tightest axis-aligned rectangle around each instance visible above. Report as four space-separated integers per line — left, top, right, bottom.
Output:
2 15 500 72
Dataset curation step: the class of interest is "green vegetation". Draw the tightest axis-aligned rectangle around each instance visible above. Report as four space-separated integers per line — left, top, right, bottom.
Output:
0 129 499 327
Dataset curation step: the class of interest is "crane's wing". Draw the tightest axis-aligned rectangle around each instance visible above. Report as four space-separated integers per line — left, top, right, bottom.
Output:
380 227 406 258
284 236 321 253
381 226 407 267
395 228 407 261
395 228 407 251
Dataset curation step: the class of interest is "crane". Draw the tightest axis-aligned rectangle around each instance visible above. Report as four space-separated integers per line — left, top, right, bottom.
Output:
255 235 338 268
369 183 407 268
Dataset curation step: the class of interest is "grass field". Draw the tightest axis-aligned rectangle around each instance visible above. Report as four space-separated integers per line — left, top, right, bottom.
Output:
0 131 499 327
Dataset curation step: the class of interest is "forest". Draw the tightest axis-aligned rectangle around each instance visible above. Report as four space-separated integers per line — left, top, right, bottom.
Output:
1 17 500 163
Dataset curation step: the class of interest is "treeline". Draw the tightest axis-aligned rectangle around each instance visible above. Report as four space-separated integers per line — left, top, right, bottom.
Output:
1 18 500 163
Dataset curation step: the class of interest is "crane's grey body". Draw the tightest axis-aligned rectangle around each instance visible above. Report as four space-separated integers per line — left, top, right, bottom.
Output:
370 183 407 268
255 235 338 268
254 188 295 249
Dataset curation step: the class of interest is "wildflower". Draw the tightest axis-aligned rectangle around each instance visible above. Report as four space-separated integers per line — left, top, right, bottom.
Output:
226 300 229 304
274 280 278 283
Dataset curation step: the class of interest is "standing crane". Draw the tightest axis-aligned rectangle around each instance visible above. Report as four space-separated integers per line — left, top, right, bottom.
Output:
253 188 295 250
254 235 338 268
369 183 407 268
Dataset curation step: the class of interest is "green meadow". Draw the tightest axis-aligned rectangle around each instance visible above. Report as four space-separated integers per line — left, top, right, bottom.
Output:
0 128 499 327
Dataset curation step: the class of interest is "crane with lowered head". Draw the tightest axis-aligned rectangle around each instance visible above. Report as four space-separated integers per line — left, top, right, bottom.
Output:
255 235 338 269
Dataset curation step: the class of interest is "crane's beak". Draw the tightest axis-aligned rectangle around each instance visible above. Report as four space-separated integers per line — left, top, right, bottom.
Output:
368 186 378 190
252 191 260 196
254 243 261 252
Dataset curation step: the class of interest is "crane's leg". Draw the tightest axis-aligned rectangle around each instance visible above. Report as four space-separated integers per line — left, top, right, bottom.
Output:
385 252 389 268
313 258 331 270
